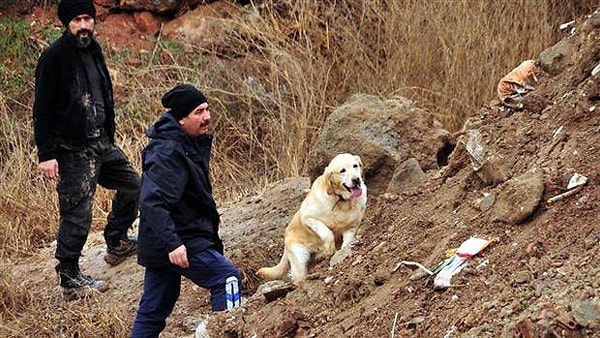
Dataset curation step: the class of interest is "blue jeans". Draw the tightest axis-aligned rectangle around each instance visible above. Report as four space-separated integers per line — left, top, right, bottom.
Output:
131 248 242 338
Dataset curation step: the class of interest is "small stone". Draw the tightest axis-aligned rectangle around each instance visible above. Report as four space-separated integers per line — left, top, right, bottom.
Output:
513 271 531 284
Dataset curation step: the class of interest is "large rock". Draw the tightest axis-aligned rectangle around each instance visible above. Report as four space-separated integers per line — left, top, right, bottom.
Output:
491 168 544 224
538 38 575 76
133 10 163 36
118 0 182 14
386 158 426 193
162 1 241 50
308 94 451 195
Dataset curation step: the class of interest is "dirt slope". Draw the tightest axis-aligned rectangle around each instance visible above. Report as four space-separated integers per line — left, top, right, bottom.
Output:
5 6 600 338
203 9 600 338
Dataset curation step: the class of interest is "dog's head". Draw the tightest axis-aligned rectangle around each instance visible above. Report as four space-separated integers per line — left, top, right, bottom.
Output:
324 153 365 199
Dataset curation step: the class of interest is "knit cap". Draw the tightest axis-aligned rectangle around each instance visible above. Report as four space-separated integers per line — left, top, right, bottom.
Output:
161 84 208 120
58 0 97 27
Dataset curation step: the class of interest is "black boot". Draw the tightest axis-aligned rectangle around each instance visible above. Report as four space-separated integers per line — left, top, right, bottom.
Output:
104 236 137 266
55 261 109 299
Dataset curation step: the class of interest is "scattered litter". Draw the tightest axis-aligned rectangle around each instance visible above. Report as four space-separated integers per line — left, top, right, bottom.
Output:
592 62 600 77
544 125 567 156
394 260 433 275
443 324 456 338
390 312 399 338
552 125 565 142
547 186 582 203
475 259 490 270
431 237 497 289
567 173 588 189
547 173 587 204
497 59 538 109
559 20 575 31
475 192 496 211
465 130 485 170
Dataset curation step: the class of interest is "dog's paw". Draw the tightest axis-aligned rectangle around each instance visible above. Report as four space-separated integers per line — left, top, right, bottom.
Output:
329 247 352 267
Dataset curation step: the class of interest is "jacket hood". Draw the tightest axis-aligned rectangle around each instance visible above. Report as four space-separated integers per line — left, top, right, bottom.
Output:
146 112 213 150
146 112 186 141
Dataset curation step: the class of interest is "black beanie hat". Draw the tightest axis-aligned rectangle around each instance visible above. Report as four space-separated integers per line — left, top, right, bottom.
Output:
58 0 97 27
161 84 208 120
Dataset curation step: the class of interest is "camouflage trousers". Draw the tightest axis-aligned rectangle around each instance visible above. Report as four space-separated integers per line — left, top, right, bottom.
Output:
55 138 140 263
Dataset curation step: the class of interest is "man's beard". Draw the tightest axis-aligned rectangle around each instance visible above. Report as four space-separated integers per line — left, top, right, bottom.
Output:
75 29 93 48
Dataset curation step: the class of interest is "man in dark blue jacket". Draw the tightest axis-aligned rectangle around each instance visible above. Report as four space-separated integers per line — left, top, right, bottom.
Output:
33 0 139 298
132 84 242 337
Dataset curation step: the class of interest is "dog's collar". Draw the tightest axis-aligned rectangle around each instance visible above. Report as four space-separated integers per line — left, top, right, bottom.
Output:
332 193 348 210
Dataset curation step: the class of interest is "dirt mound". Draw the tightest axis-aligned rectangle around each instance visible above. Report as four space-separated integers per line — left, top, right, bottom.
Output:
202 9 600 338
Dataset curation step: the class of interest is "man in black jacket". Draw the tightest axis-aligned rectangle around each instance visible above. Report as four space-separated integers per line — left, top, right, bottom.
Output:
33 0 139 297
131 84 242 337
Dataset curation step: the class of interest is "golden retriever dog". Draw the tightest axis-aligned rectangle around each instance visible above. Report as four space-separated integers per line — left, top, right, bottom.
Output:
257 153 367 283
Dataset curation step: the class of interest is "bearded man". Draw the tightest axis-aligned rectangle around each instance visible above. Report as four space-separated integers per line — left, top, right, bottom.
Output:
33 0 140 298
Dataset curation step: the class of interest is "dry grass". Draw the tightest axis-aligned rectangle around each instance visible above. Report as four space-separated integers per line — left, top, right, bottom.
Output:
0 1 596 336
0 271 130 338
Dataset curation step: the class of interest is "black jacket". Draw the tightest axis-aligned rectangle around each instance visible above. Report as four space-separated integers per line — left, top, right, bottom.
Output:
33 31 115 162
137 113 223 267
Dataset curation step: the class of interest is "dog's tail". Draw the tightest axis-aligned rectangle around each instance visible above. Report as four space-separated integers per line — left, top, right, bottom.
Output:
257 250 290 281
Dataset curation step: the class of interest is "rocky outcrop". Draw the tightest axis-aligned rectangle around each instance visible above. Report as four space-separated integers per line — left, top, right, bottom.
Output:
307 93 451 195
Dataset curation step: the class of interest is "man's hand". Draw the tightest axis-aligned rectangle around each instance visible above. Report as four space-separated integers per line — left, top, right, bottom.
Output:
39 159 59 179
169 244 189 268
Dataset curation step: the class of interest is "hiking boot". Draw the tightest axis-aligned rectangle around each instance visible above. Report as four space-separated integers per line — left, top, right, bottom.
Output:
104 237 137 266
56 262 109 299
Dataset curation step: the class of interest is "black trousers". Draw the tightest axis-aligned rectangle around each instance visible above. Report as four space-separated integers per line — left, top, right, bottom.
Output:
55 139 140 263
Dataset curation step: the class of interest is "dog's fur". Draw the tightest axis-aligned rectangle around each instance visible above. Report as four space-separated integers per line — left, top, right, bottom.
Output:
257 153 367 283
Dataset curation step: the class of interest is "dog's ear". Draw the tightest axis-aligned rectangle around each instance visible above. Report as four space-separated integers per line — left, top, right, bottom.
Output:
324 166 335 195
355 155 363 169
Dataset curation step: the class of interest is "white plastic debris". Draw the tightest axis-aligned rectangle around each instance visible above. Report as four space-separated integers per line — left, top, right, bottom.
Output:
592 62 600 77
432 237 496 289
567 173 588 189
559 20 575 31
465 130 485 171
552 125 565 142
443 325 456 338
476 259 490 270
547 186 583 204
547 173 587 204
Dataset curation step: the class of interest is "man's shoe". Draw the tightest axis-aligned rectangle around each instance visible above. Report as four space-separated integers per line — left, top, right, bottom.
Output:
104 237 137 266
56 262 109 300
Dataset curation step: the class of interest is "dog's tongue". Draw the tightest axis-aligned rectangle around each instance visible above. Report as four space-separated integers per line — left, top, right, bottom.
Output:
351 186 363 198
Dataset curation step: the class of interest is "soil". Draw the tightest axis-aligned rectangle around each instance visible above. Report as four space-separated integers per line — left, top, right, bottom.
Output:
8 6 600 338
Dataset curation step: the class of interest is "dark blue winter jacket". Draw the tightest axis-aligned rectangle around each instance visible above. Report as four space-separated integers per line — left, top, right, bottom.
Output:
137 113 223 267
